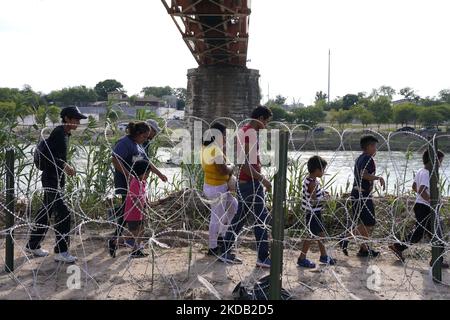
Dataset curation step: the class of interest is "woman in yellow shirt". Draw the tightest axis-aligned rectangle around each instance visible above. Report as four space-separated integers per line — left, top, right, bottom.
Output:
201 122 237 256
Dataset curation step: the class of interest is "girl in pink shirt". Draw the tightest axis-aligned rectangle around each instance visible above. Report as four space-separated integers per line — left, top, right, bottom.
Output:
124 160 151 258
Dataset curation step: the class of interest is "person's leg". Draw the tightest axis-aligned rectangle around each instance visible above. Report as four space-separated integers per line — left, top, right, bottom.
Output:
357 197 376 252
53 191 71 254
299 240 311 260
114 195 127 244
27 187 56 250
406 204 430 245
219 192 238 238
355 224 370 252
252 183 270 262
222 183 251 255
318 240 327 257
132 222 145 250
204 184 227 249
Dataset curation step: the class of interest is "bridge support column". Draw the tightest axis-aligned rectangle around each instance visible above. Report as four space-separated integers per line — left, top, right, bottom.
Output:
185 66 261 130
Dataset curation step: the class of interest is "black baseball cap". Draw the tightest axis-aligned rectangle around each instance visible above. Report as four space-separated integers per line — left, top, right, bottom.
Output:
60 106 88 120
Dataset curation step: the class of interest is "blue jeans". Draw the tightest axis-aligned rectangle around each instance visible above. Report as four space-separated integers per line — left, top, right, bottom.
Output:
223 181 270 261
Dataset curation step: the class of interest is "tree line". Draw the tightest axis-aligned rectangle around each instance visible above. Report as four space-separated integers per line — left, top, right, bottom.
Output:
267 86 450 129
0 80 187 123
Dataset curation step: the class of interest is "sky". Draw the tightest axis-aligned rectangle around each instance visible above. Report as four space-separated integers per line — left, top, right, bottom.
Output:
0 0 449 105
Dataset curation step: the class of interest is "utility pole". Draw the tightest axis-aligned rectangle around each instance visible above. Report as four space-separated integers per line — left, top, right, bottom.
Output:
327 49 331 106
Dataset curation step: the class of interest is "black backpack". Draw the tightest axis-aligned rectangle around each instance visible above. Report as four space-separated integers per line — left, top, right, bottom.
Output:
33 139 49 171
232 275 293 300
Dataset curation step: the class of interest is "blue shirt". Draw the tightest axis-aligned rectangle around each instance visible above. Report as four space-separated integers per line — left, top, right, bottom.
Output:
112 135 148 195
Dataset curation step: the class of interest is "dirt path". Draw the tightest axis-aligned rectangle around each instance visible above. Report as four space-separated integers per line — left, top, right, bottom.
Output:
0 230 449 300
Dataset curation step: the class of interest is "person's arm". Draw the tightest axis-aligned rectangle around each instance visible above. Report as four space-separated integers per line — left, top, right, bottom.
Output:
48 127 75 176
308 180 317 203
214 150 234 175
417 185 430 202
148 162 167 182
112 155 130 179
360 158 385 190
412 181 417 193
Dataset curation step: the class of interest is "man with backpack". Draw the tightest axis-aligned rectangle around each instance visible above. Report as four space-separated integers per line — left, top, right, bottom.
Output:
26 106 87 263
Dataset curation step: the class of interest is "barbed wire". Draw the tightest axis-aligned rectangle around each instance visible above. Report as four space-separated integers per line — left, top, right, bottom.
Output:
0 120 449 300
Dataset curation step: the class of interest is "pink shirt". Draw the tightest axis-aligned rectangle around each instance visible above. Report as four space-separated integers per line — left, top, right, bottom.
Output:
124 176 147 221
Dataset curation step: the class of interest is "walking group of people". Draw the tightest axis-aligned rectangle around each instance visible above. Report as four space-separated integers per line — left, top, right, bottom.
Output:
25 105 448 269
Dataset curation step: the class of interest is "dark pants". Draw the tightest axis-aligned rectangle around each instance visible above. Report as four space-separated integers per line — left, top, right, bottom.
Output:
223 181 270 261
398 203 434 251
351 190 376 227
27 176 71 253
113 195 127 239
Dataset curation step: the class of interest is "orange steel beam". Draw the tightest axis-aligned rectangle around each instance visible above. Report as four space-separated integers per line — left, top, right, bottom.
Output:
161 0 251 66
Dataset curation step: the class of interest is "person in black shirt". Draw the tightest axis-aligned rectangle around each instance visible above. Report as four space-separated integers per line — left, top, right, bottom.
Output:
25 106 87 263
108 120 167 257
340 135 385 258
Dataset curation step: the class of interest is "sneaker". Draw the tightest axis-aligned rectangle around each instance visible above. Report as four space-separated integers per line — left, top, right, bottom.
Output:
25 247 49 257
130 249 148 258
207 247 221 256
319 255 337 265
219 252 243 265
54 252 77 263
388 244 405 262
256 257 271 268
297 258 316 268
357 248 380 258
108 239 117 258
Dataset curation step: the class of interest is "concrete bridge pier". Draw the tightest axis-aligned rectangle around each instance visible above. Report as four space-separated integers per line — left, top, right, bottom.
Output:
185 66 261 131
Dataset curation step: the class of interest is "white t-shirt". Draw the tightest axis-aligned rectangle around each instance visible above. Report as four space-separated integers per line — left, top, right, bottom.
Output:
415 168 430 205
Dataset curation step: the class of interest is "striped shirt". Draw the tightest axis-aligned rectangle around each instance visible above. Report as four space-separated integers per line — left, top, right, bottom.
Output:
301 177 324 213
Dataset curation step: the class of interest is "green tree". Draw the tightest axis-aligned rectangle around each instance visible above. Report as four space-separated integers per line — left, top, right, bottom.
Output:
94 79 124 100
275 95 287 105
141 86 173 98
0 87 20 102
315 91 328 102
329 109 353 128
368 96 392 128
439 89 450 104
47 86 98 106
0 101 32 122
418 107 444 127
352 105 374 127
392 103 418 127
269 105 289 121
399 87 419 101
342 94 359 110
48 105 61 124
174 87 187 109
293 106 326 126
378 85 396 100
35 106 48 127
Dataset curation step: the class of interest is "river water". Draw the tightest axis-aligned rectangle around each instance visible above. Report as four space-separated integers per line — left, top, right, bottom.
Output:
12 148 450 197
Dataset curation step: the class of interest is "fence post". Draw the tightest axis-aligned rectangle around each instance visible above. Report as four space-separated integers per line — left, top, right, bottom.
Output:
428 136 442 282
5 148 15 273
269 130 288 300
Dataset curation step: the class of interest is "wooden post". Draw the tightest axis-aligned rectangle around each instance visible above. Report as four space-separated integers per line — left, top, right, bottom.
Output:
269 131 288 300
428 136 442 282
5 148 15 273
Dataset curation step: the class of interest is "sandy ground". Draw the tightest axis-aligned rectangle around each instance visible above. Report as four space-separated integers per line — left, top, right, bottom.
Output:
0 229 449 300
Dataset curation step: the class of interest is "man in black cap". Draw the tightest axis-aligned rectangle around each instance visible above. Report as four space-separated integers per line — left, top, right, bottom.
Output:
25 106 87 263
